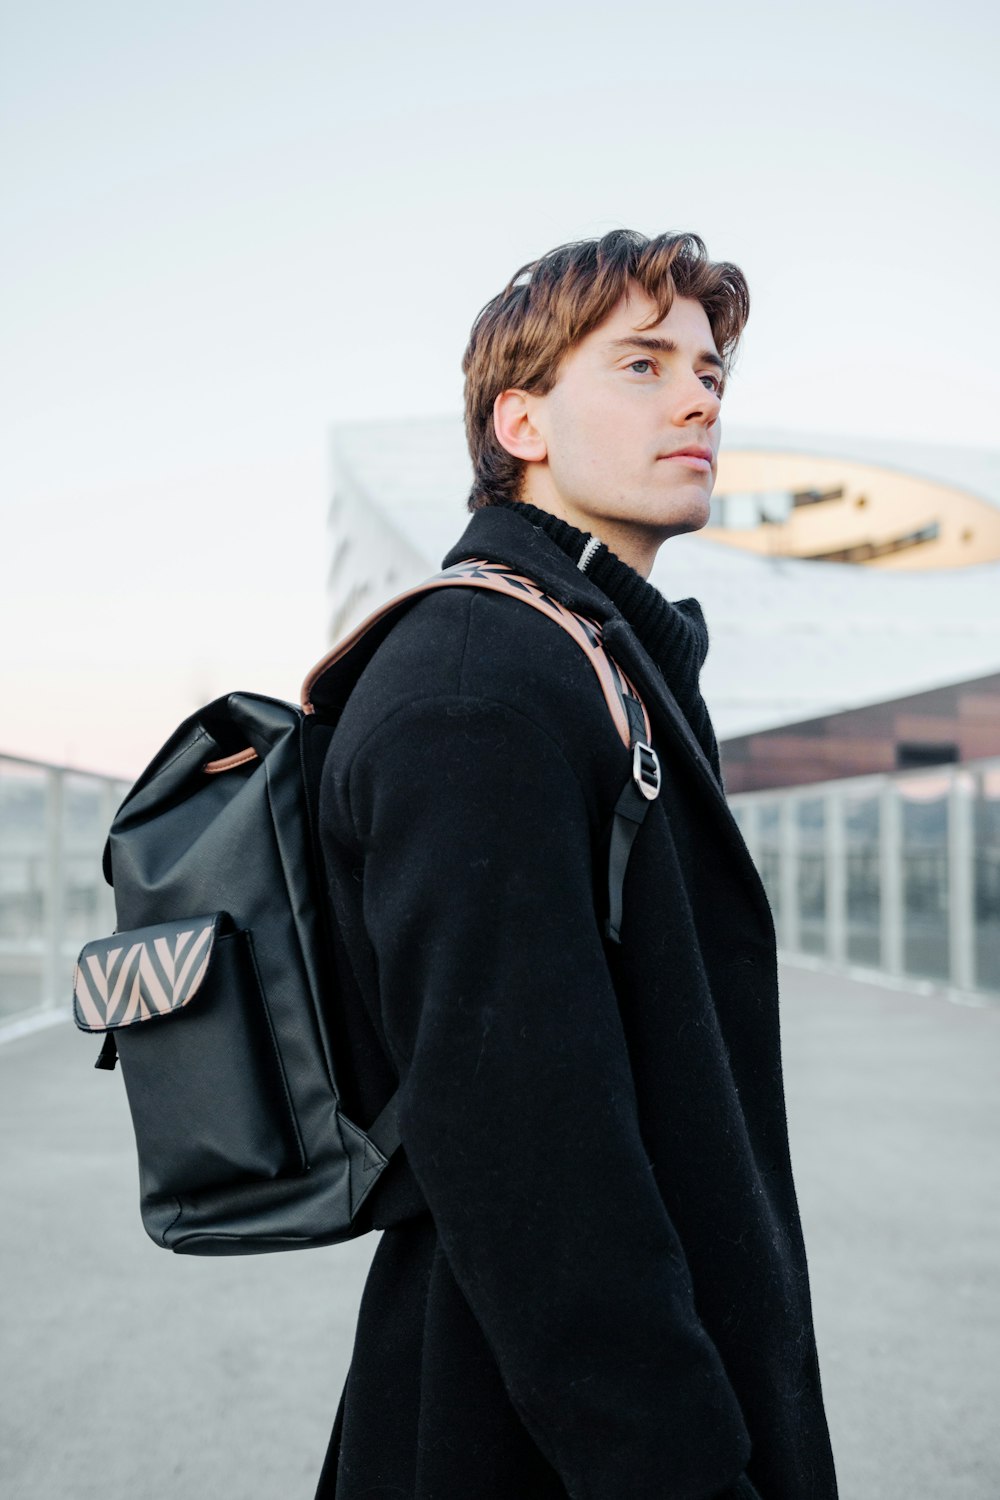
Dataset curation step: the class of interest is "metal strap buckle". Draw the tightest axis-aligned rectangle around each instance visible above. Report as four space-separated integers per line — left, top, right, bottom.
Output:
632 741 661 800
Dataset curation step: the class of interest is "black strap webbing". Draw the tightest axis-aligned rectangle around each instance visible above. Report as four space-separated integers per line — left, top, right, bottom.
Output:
604 777 652 945
603 694 661 945
94 1032 119 1070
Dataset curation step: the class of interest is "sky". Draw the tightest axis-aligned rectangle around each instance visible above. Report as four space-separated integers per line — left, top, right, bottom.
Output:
2 0 998 778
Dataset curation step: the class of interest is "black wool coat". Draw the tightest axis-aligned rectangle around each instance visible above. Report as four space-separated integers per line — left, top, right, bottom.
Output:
314 503 839 1500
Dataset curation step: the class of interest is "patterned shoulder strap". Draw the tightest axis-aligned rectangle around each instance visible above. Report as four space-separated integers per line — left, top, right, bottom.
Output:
301 557 652 753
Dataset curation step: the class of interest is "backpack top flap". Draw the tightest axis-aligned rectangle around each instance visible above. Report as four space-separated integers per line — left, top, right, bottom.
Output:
73 912 226 1033
101 692 302 888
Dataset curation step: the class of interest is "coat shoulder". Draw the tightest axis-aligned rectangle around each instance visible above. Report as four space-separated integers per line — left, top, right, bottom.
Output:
333 584 627 784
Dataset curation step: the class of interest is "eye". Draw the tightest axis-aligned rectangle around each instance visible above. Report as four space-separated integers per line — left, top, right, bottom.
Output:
626 358 655 375
701 372 724 395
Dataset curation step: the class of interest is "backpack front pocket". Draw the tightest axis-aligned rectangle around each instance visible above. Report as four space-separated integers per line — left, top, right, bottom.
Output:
74 914 305 1198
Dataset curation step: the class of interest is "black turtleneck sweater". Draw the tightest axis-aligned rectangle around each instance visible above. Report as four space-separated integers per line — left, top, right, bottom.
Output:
484 494 723 784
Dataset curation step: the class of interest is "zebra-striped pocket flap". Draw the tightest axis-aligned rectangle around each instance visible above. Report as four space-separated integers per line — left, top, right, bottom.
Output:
73 913 226 1032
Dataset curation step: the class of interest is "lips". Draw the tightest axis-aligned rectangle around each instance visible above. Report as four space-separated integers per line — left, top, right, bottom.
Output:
661 447 713 471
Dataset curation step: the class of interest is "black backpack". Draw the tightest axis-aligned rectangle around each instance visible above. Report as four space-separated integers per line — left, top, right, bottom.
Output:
73 559 661 1256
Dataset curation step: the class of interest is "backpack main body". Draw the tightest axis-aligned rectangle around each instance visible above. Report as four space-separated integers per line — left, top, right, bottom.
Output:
72 561 659 1256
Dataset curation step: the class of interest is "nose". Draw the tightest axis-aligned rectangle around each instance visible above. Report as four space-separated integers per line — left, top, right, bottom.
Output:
669 370 721 430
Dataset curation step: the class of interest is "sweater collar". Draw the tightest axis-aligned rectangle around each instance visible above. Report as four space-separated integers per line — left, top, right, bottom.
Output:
477 495 712 682
441 503 621 621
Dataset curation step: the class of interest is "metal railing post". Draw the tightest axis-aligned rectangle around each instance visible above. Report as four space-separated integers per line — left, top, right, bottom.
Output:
827 788 847 966
949 769 976 992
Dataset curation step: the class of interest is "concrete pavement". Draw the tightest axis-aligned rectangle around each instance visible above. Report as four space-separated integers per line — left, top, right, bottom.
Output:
1 965 998 1499
778 964 1000 1499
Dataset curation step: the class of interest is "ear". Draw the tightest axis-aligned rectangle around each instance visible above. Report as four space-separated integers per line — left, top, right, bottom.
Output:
493 389 547 464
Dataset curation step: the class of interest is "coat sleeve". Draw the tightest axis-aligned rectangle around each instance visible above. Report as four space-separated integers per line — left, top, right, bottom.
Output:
345 691 753 1500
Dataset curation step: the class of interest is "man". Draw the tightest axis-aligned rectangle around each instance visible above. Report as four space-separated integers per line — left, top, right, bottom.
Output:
315 229 839 1499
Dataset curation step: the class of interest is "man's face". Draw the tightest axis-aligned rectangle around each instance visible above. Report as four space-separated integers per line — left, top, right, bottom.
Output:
515 287 725 561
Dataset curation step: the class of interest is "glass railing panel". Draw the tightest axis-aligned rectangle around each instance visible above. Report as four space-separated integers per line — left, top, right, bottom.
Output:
757 803 782 922
62 776 110 949
899 775 951 982
973 767 1000 994
0 758 126 1025
797 797 828 956
845 793 881 967
0 762 49 1019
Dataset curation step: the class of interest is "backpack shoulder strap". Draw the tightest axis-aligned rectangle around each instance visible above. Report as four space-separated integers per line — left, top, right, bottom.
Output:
303 557 649 752
302 558 660 951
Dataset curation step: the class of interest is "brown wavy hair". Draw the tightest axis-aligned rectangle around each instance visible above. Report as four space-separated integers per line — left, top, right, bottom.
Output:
461 228 750 511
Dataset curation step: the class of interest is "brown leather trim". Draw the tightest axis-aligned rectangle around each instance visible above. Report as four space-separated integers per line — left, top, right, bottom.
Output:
608 657 654 745
301 560 651 753
203 747 259 775
299 573 472 715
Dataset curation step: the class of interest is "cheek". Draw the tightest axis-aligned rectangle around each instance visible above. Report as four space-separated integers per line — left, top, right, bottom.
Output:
548 389 630 478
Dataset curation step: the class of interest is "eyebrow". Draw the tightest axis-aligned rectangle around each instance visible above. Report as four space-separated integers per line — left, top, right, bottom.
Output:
606 335 726 376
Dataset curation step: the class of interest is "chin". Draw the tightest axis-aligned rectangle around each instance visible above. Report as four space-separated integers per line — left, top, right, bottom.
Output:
685 498 713 531
648 495 712 539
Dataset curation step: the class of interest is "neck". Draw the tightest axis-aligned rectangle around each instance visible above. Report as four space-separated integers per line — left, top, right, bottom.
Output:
519 475 664 578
